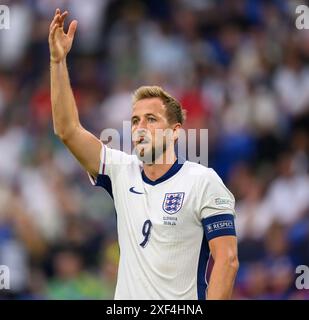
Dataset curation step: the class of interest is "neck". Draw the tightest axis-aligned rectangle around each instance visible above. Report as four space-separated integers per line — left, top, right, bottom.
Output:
143 151 177 181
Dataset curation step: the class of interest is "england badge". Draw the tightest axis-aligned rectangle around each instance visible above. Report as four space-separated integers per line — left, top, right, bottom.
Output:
162 192 185 215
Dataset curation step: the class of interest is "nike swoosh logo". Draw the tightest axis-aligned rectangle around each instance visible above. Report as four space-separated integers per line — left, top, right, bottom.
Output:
129 187 144 194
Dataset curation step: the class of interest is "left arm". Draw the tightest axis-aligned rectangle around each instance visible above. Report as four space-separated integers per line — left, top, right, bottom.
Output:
207 235 239 299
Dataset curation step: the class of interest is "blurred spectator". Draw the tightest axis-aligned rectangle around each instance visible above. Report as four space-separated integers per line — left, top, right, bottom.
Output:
45 245 105 299
0 2 33 69
265 151 309 226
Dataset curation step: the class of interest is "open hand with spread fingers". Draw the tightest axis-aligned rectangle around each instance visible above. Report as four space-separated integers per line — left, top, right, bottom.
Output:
48 8 78 63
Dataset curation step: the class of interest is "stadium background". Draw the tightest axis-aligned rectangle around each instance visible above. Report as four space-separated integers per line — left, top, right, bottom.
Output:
1 0 309 299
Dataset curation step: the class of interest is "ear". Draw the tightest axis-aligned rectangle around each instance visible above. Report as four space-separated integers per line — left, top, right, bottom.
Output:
172 123 182 141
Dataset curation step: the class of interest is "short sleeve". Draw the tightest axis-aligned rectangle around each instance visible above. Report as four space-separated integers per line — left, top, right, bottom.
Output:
198 168 236 220
87 142 140 196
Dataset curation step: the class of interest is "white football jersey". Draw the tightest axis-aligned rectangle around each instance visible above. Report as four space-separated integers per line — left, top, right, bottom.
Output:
89 143 236 300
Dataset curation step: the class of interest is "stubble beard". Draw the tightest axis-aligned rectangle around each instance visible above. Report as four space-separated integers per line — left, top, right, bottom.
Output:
136 141 167 164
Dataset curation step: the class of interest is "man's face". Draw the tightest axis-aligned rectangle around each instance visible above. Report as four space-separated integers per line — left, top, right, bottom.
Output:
131 98 175 163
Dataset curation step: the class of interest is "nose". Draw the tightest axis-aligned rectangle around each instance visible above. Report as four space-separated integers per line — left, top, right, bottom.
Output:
132 128 146 144
136 128 147 137
136 118 147 130
136 119 147 134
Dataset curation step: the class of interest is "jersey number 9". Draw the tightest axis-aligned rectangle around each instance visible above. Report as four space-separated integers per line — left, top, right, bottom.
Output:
139 220 152 248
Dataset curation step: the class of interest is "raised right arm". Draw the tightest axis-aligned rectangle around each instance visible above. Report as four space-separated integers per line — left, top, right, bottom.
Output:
49 8 101 177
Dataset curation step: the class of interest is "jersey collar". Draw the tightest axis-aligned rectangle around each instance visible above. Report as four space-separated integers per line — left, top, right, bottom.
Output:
141 159 184 186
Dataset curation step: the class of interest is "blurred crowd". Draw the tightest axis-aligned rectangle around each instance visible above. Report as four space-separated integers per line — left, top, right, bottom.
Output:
1 0 309 299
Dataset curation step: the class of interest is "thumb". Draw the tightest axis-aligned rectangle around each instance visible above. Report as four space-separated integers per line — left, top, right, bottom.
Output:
67 20 78 39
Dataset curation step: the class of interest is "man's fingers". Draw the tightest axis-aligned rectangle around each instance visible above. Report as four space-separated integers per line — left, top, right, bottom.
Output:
50 9 69 32
67 20 78 39
59 11 68 28
49 9 77 41
50 13 60 31
49 24 58 41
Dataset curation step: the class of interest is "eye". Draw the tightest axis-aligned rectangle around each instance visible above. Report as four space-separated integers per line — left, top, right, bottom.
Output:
132 118 139 125
148 117 156 123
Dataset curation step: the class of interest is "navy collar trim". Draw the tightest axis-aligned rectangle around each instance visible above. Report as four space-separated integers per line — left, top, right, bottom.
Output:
142 160 184 186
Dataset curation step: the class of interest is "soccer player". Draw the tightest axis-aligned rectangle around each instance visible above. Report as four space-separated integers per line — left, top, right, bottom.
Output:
49 9 239 300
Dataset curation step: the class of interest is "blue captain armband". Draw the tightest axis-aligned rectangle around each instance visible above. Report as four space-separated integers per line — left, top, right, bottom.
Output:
202 214 236 242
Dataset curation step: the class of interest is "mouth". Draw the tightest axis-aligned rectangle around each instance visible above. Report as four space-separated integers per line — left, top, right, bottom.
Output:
136 137 150 145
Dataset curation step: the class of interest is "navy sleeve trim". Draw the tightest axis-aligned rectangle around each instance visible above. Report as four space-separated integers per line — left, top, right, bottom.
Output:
202 214 236 242
94 174 113 199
